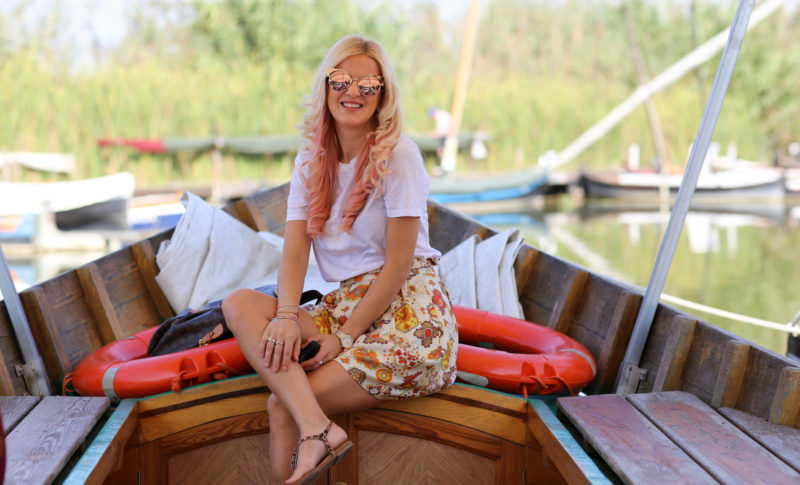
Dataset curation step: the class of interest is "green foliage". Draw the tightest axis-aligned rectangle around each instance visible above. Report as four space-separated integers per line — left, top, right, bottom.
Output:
0 0 798 184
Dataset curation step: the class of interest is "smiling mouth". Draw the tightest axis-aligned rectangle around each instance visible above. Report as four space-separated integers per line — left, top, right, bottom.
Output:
341 101 363 109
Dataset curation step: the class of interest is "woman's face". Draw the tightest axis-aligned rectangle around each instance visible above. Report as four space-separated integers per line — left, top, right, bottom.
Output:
326 54 382 133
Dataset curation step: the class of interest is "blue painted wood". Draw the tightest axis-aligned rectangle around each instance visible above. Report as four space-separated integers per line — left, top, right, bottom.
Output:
63 399 138 485
529 398 614 484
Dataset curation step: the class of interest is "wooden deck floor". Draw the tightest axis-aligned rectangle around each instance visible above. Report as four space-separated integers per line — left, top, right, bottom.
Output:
557 391 800 484
1 395 110 484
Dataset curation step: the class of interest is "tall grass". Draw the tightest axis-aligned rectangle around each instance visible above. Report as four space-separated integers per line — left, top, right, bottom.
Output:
1 1 796 186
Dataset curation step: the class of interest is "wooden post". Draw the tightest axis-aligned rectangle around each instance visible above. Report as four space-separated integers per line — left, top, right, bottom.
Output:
440 0 481 173
210 139 223 205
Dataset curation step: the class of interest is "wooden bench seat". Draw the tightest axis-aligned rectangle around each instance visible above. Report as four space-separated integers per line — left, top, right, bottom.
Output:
1 395 110 485
557 391 800 484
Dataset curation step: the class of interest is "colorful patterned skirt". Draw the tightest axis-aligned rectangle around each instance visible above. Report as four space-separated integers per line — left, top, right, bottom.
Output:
306 258 458 400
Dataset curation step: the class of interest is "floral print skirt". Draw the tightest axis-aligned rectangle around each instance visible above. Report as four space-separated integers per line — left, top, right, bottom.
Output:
306 258 458 400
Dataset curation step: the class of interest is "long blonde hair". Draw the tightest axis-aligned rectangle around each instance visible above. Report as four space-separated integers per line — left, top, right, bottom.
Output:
298 35 402 237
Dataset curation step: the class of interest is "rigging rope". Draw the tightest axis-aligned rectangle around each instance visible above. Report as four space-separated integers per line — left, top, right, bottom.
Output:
548 226 800 336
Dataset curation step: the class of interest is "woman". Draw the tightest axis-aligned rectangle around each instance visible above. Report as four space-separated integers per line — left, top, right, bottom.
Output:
222 35 458 485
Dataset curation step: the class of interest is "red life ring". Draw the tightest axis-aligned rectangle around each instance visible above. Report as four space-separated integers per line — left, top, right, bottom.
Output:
69 305 595 400
454 306 596 397
69 326 252 400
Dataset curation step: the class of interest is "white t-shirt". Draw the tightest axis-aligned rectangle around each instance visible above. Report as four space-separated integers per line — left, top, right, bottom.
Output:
286 135 441 282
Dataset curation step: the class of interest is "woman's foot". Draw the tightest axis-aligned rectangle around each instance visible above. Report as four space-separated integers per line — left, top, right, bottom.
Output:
285 420 352 485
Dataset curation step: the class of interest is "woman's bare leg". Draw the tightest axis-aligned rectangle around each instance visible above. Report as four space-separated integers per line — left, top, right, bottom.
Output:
268 362 380 484
222 289 356 484
266 393 299 485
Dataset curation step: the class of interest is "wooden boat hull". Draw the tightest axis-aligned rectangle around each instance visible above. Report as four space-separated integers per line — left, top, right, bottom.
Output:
579 169 786 206
430 169 547 203
2 181 798 483
84 376 584 485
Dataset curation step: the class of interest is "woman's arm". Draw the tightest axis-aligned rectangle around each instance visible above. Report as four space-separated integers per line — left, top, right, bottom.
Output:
338 216 419 341
277 220 312 309
263 220 312 370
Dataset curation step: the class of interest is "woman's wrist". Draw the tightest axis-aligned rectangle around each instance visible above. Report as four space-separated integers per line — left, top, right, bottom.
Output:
334 329 354 349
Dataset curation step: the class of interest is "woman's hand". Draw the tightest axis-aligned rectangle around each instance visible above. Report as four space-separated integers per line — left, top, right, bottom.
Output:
260 317 301 372
300 334 343 372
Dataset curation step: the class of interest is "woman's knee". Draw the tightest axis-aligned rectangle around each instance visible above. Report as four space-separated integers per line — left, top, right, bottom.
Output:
221 288 259 333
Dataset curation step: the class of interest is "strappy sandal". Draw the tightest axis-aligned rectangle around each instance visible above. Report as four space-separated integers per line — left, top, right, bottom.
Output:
290 420 354 485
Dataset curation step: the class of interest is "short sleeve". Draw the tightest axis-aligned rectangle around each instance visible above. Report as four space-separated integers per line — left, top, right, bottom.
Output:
383 138 430 218
286 153 309 221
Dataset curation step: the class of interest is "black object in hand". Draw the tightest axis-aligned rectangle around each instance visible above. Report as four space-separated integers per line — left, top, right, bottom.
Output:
298 341 321 363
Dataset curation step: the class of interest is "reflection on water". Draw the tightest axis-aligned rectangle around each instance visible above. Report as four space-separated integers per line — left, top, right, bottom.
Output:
7 250 109 291
473 203 800 357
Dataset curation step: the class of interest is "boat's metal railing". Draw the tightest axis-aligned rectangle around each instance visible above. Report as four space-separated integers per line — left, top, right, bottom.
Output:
0 244 52 395
616 0 758 395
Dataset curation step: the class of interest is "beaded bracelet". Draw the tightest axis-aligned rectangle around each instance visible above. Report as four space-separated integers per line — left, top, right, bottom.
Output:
272 315 300 325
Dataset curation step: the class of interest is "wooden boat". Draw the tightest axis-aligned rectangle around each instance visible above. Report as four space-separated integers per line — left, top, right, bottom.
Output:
1 182 798 484
0 172 135 220
97 133 481 157
0 173 136 253
429 167 548 204
579 166 785 206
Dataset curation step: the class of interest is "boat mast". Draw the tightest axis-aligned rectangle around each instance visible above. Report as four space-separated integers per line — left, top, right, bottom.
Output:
440 0 481 173
622 1 671 174
0 246 52 396
546 0 783 172
616 0 757 395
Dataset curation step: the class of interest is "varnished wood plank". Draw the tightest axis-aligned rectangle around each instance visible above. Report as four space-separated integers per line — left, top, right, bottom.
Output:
768 366 800 427
167 433 271 484
160 412 269 454
356 407 503 458
358 429 495 485
138 391 267 444
497 440 525 485
62 399 138 485
628 391 800 484
546 269 589 334
557 394 716 484
526 399 612 485
710 340 750 408
652 315 695 392
136 374 265 417
374 384 529 445
0 395 40 433
233 198 269 232
130 240 175 320
5 396 110 485
719 406 800 474
588 291 641 394
76 263 125 344
329 414 356 485
102 438 141 485
138 438 165 485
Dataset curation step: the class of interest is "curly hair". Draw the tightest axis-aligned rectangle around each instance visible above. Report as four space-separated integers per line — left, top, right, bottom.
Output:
298 35 402 237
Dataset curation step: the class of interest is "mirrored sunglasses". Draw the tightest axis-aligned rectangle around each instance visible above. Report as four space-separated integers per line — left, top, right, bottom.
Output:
327 68 384 96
